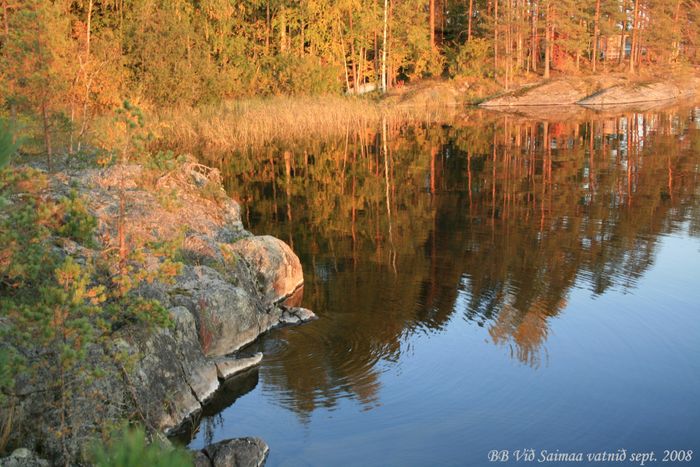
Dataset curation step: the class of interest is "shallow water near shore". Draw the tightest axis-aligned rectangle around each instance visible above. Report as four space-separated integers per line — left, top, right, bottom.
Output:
185 106 700 466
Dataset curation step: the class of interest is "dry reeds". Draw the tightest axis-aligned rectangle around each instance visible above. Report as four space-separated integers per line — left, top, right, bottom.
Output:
153 95 459 156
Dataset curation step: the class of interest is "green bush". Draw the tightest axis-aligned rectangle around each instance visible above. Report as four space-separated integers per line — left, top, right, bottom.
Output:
91 426 192 467
0 119 19 169
261 55 341 96
447 38 494 79
0 170 181 461
57 190 98 246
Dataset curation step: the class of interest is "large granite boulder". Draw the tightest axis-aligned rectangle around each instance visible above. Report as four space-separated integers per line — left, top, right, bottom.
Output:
169 265 275 357
229 236 304 305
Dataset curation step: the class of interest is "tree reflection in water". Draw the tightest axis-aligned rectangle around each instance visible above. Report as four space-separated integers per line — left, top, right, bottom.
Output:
197 105 700 418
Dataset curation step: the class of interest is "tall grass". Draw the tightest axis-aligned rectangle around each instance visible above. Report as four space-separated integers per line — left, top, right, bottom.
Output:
153 95 459 157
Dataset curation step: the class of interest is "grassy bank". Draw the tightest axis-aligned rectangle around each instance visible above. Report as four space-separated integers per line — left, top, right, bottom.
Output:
152 94 463 157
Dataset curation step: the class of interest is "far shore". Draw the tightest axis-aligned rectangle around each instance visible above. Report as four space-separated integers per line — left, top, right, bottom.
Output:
152 71 700 158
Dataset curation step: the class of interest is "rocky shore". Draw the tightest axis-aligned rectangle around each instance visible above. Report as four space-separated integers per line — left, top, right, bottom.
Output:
1 157 315 466
479 75 700 110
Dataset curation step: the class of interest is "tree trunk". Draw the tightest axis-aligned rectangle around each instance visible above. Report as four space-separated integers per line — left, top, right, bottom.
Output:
389 0 394 88
494 0 499 79
467 0 473 41
41 100 52 172
382 0 388 92
337 17 351 93
635 8 644 68
349 13 358 92
531 0 538 72
374 31 379 81
2 0 9 40
516 0 523 71
299 20 304 56
265 0 270 54
77 0 93 152
592 0 600 72
441 0 446 45
3 1 14 122
359 46 366 90
544 1 550 79
279 8 287 53
629 0 639 73
372 31 379 83
619 1 627 66
505 0 511 90
672 0 682 62
86 0 93 59
430 0 436 49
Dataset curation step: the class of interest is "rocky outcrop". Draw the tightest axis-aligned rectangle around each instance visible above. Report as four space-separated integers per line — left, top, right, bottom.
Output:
479 75 699 109
6 158 316 464
194 438 269 467
480 76 625 107
578 80 696 106
167 264 273 357
105 163 317 436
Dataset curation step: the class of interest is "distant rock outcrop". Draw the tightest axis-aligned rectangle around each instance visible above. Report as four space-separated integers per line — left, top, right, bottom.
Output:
578 81 697 107
480 76 626 107
479 75 700 110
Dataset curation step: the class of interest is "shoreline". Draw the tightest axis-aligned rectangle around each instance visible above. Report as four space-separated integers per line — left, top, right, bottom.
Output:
478 74 700 109
154 72 700 158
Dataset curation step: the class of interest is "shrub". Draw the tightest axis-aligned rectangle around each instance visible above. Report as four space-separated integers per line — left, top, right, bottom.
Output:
260 55 341 96
57 190 98 246
91 426 192 467
447 38 494 79
0 119 19 169
0 168 182 461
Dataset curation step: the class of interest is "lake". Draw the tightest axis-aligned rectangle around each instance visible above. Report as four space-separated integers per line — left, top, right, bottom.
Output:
183 106 700 466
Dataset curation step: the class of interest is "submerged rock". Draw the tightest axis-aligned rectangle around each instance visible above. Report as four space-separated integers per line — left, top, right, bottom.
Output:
197 438 269 467
279 307 317 326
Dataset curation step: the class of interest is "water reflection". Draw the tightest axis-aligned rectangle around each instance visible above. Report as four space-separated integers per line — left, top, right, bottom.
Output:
198 106 700 422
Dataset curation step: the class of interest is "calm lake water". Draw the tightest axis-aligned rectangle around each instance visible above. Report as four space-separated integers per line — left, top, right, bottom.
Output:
185 106 700 466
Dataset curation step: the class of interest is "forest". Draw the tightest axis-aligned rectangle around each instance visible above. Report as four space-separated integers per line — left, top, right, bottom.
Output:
2 0 700 151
